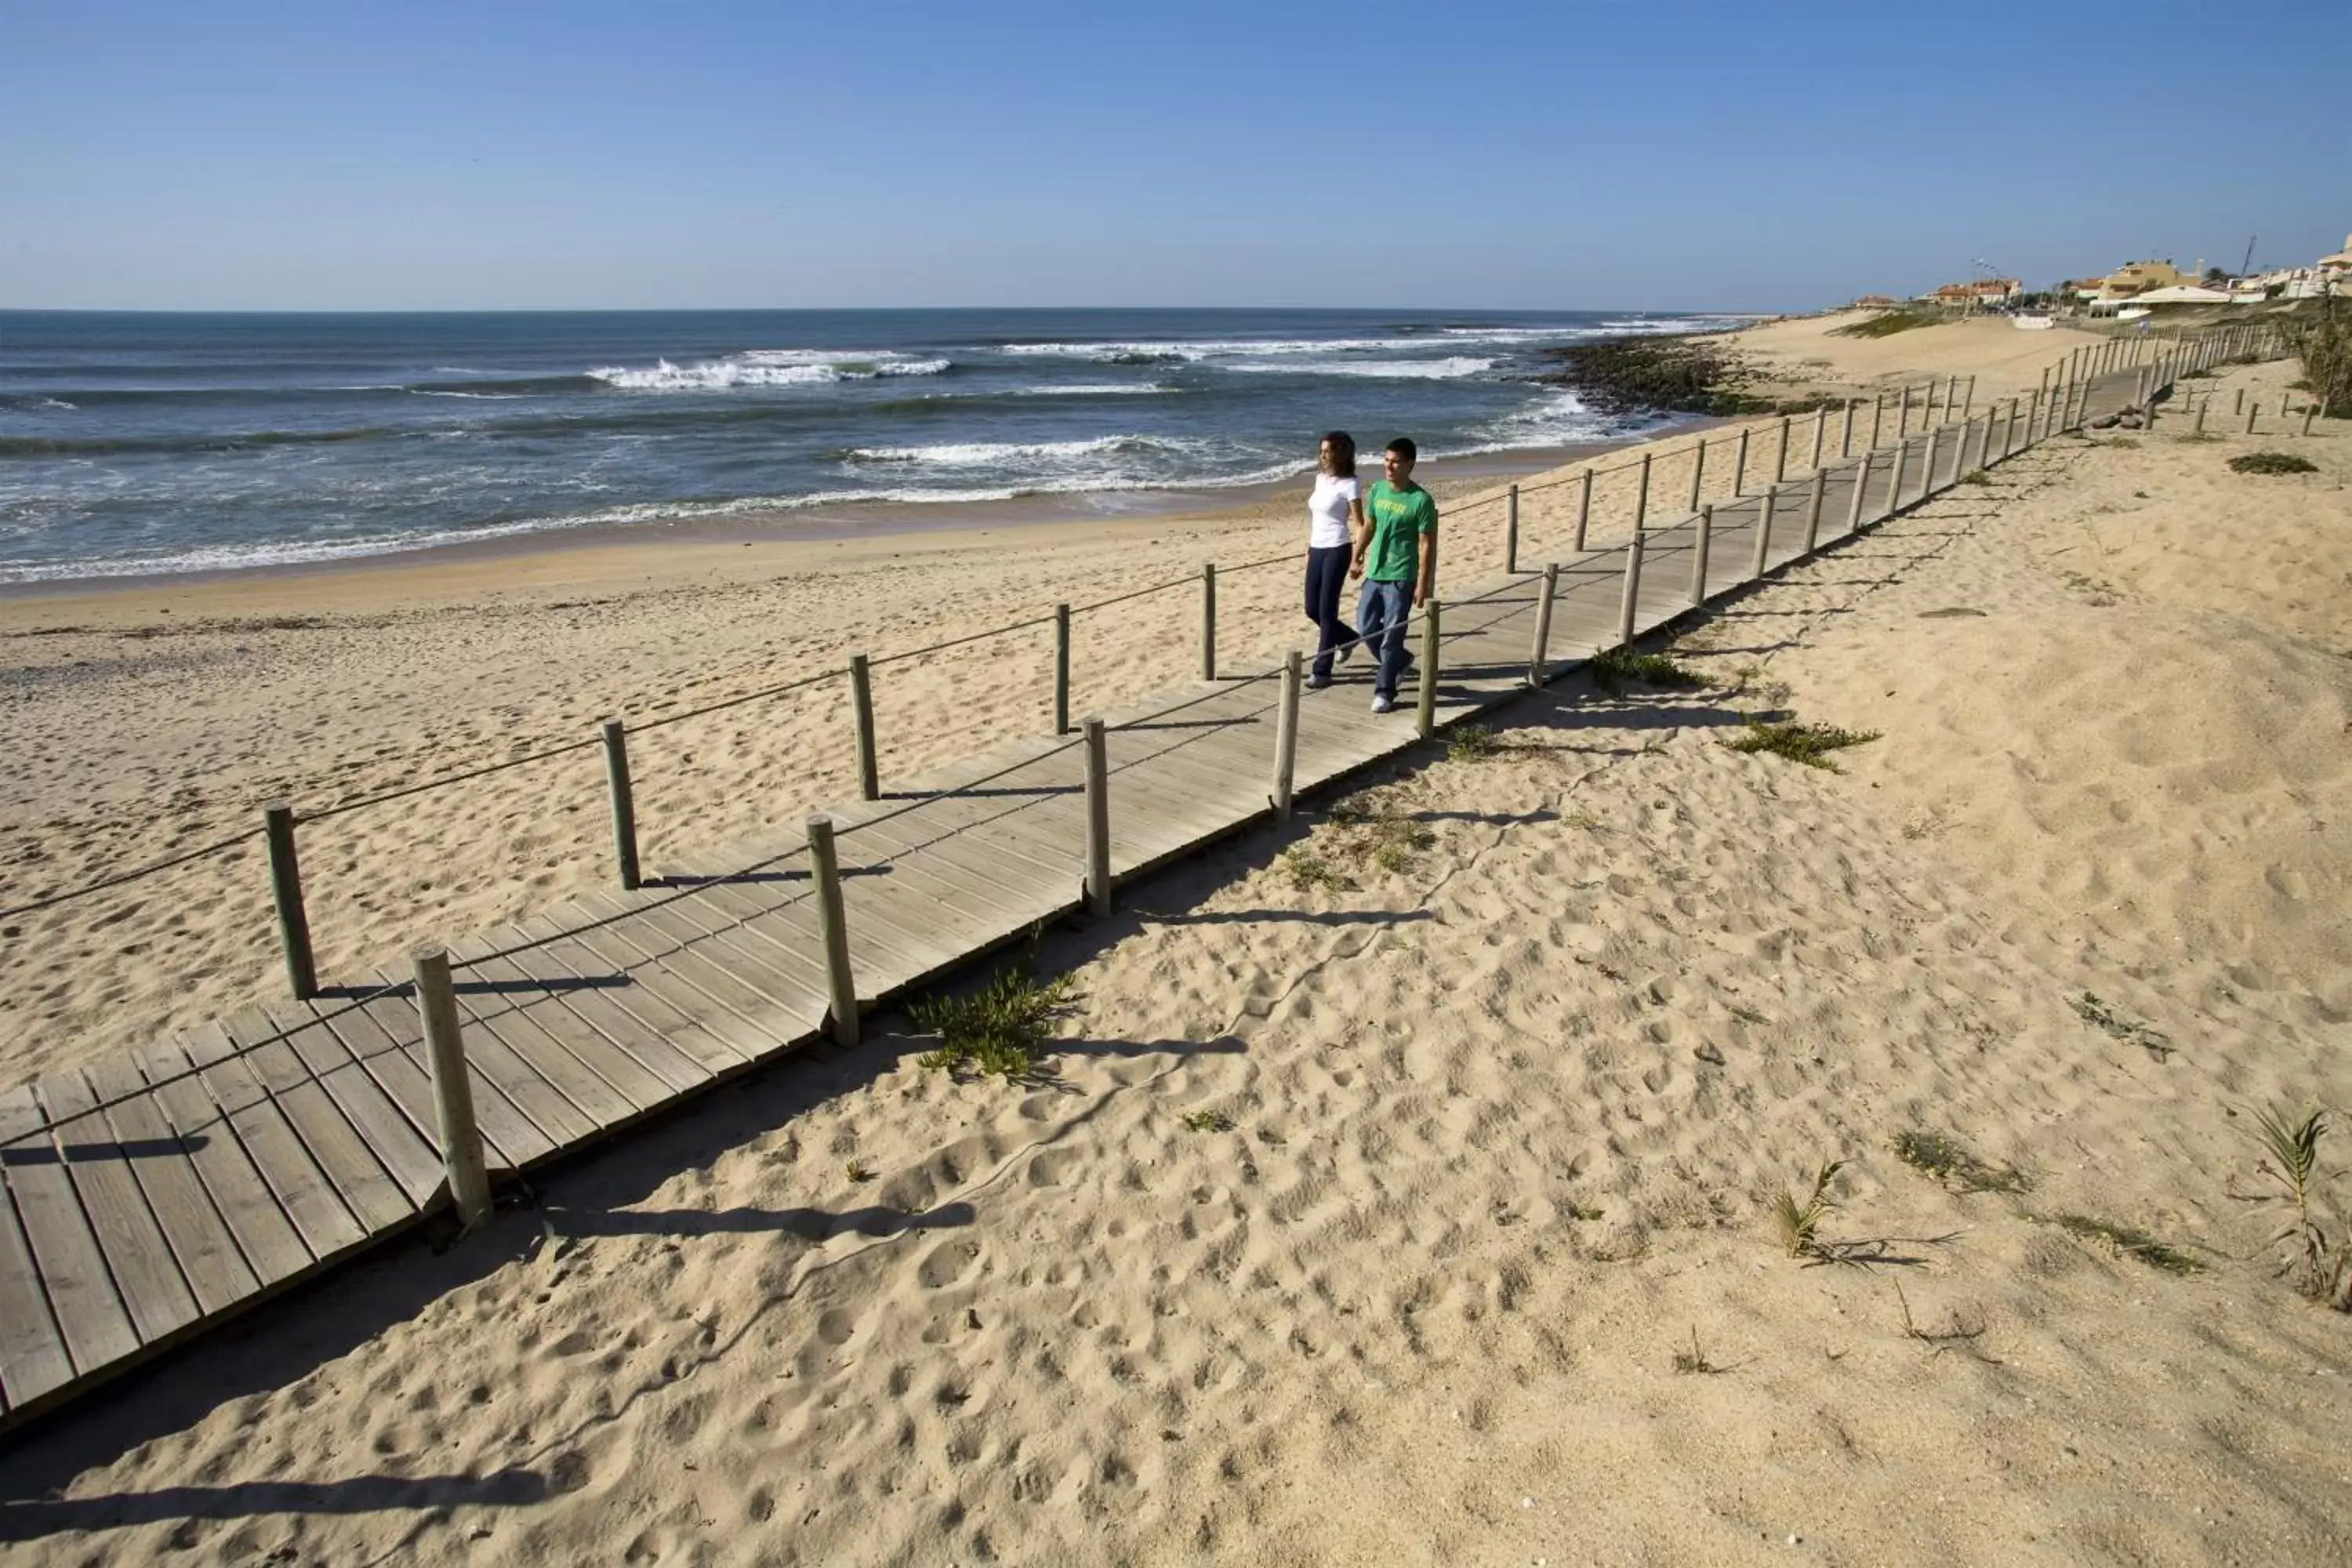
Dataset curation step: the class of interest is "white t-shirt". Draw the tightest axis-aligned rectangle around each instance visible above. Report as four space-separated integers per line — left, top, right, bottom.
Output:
1308 474 1359 550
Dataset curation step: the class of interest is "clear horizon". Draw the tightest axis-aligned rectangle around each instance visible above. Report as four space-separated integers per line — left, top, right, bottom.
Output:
3 0 2343 314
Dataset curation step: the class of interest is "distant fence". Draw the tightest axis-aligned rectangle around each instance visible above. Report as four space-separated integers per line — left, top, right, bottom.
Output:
0 320 2296 1026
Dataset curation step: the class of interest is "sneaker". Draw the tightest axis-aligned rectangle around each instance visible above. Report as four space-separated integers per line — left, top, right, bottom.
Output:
1337 637 1356 666
1306 671 1332 691
1370 693 1396 714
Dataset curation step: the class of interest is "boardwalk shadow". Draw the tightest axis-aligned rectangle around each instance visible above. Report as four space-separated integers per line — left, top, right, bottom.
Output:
1138 907 1436 929
2 1136 208 1166
0 1470 546 1541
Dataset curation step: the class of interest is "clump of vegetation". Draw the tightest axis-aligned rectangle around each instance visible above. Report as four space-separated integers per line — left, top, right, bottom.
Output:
2228 451 2318 476
1179 1109 1234 1134
912 966 1073 1081
2248 1105 2352 1309
1530 333 1793 417
1773 1159 1846 1259
2070 991 2172 1061
1671 1326 1727 1375
2281 296 2351 416
845 1159 877 1184
2041 1213 2201 1276
1588 645 1704 697
1959 468 1991 485
1721 719 1881 772
1831 309 1944 339
1893 1129 2031 1195
1446 724 1497 763
1281 844 1348 891
1368 813 1435 873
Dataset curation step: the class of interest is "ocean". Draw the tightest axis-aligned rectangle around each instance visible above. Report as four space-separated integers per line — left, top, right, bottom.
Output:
0 307 1744 584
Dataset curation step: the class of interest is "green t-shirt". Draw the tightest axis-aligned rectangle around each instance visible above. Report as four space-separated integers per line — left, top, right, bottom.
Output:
1363 479 1437 583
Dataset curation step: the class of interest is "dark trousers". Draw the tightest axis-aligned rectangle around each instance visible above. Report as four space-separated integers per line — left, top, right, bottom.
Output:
1304 544 1355 679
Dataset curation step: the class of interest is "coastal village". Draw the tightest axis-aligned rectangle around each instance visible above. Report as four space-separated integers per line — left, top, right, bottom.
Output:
1857 228 2352 316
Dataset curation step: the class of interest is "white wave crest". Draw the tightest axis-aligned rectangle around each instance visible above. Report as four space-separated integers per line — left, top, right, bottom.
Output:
1003 336 1400 362
1226 355 1494 380
848 434 1197 469
1014 382 1174 396
590 351 950 390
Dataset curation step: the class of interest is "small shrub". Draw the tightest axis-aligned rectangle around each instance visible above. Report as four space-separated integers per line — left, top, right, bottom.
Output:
2249 1104 2351 1308
1671 1326 1726 1374
1180 1109 1234 1134
1589 645 1704 696
1960 468 1991 485
845 1160 876 1183
1722 720 1881 772
1282 845 1348 891
2042 1214 2201 1276
2070 991 2172 1060
913 967 1074 1081
1446 724 1497 763
1773 1159 1846 1258
1893 1129 2030 1194
1363 812 1433 874
2229 451 2318 476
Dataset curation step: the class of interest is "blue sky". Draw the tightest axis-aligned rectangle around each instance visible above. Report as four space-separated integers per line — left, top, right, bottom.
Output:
2 0 2343 312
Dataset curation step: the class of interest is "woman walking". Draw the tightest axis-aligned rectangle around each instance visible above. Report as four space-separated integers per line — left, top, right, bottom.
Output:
1304 430 1366 688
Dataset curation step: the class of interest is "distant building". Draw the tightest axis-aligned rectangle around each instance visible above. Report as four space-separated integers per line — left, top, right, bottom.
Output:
1926 278 2022 308
2318 233 2352 291
2096 260 2187 298
1853 293 1900 309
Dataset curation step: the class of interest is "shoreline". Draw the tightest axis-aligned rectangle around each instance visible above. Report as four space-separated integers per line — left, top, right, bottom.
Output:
0 431 1675 612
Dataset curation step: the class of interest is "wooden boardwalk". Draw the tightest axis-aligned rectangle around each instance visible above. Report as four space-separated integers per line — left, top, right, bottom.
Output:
0 364 2158 1431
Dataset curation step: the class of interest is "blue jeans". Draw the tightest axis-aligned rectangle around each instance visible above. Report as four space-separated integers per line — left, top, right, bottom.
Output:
1356 573 1416 699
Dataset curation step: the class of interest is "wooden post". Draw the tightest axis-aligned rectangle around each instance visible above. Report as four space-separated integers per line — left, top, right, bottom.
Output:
1272 650 1301 820
1415 602 1442 739
1802 466 1828 553
1751 486 1776 578
1504 484 1520 574
1689 504 1714 606
2245 401 2258 435
2194 398 2207 436
1732 427 1750 494
1809 405 1828 470
1840 398 1857 458
1528 564 1559 688
1633 452 1652 532
1869 394 1884 451
804 815 858 1046
601 718 640 892
2023 390 2039 450
2305 402 2320 437
412 946 491 1229
1081 718 1111 916
848 652 879 802
1773 414 1791 482
2038 365 2050 408
2232 387 2245 416
1885 441 1907 520
263 802 316 1000
1616 527 1644 648
1686 437 1706 510
1962 375 1976 419
1922 425 1944 495
1573 467 1593 550
1053 602 1071 735
1200 562 1217 681
1896 383 1912 439
1846 453 1873 535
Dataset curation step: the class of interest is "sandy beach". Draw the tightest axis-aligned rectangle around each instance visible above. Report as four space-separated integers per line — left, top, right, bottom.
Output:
7 311 2351 1563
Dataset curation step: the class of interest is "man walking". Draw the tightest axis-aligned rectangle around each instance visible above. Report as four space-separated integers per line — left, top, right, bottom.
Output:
1352 437 1438 713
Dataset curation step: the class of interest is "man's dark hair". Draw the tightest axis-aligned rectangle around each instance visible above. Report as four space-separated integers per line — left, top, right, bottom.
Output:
1321 430 1356 477
1386 436 1417 463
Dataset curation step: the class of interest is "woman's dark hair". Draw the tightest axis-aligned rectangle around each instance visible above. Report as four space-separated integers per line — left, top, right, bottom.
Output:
1319 430 1356 478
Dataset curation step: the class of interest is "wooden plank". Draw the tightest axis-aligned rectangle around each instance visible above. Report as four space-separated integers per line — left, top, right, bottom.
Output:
568 889 832 1033
0 1152 75 1413
176 1022 367 1261
131 1037 312 1289
212 1011 416 1236
835 812 1079 928
684 877 952 1000
244 1002 445 1210
499 915 764 1074
625 884 848 1004
842 791 1091 887
452 934 713 1099
31 1070 201 1346
335 991 565 1169
830 836 1054 949
368 957 650 1136
0 1083 139 1376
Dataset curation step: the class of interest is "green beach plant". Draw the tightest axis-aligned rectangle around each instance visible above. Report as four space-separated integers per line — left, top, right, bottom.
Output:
1588 645 1704 697
2227 451 2318 476
2248 1105 2351 1308
1773 1159 1846 1258
1892 1129 2030 1195
1721 719 1881 772
912 966 1073 1081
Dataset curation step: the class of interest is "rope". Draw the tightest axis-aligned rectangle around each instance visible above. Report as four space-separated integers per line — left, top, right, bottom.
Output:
0 828 261 922
869 612 1058 668
630 665 844 733
296 736 604 824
